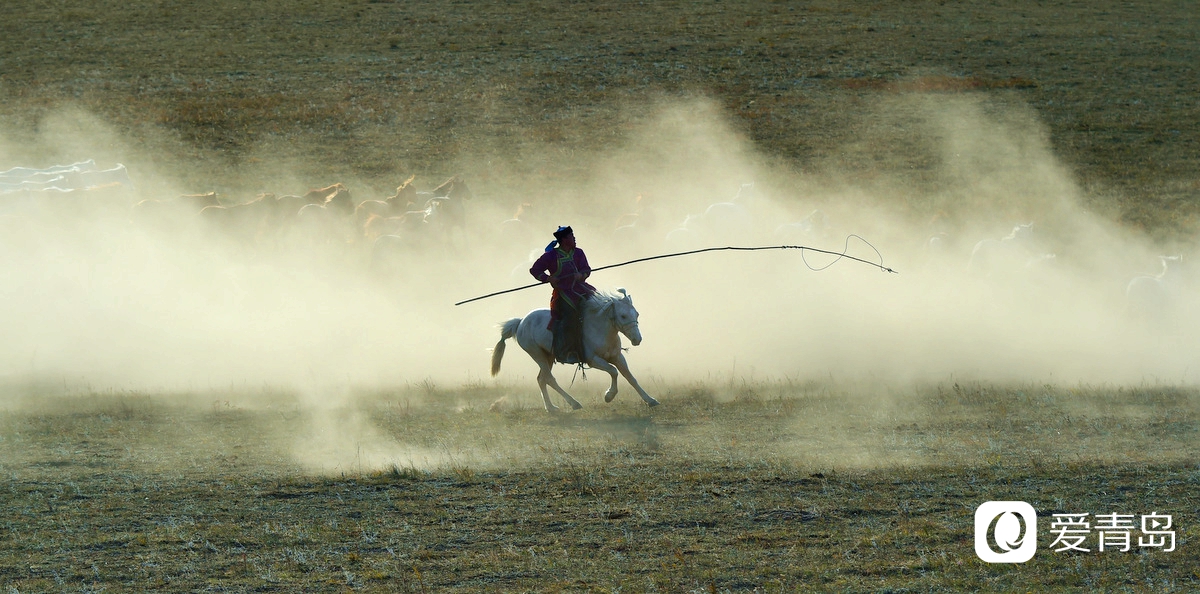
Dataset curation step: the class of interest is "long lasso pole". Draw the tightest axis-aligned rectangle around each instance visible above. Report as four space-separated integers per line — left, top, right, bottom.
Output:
454 235 896 306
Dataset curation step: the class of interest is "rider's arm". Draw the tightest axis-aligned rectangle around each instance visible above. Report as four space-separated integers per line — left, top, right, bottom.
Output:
530 251 555 283
576 250 591 281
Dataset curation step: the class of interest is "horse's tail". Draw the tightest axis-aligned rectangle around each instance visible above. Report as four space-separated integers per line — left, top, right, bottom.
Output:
491 317 522 377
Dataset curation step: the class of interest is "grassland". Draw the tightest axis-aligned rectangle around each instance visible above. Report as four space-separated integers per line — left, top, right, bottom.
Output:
3 0 1200 591
1 382 1198 592
0 0 1197 234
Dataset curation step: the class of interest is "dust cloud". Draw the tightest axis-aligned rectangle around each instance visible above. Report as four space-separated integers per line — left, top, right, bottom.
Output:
0 95 1195 391
0 94 1195 471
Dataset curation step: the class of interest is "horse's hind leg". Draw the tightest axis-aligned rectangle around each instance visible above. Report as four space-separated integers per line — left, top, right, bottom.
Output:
537 361 583 411
533 360 559 413
615 353 659 407
536 359 583 412
544 373 584 411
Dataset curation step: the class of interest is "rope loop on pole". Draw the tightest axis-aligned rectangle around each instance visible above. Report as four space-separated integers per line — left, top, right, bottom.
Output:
455 235 896 306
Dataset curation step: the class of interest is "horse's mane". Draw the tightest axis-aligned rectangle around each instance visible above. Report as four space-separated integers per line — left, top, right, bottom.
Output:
583 290 624 316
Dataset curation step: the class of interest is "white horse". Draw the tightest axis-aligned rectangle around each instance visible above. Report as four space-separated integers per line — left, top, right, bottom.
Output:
491 289 660 412
968 222 1036 276
0 163 133 193
1126 255 1184 323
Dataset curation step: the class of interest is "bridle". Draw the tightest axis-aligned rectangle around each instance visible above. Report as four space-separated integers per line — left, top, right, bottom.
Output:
604 299 638 337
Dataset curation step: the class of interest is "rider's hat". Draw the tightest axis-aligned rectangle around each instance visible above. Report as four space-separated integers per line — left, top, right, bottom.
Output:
545 225 574 252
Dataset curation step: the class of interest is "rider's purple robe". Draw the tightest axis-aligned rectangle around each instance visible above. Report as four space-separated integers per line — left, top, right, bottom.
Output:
530 247 596 315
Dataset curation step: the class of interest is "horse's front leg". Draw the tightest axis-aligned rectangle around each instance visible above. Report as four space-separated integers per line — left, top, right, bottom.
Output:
587 356 621 403
615 352 659 407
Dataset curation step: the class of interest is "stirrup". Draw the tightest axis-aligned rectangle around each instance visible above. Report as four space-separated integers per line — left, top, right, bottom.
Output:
569 362 587 387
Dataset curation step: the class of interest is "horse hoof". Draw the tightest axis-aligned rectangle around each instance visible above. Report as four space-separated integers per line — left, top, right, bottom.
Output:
570 402 583 410
604 392 617 403
645 399 660 407
545 405 560 414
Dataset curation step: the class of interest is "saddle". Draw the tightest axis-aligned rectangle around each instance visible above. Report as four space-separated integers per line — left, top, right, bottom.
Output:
552 312 585 365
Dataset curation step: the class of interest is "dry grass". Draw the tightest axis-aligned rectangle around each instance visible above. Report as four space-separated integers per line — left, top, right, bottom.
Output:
1 382 1198 591
0 0 1197 234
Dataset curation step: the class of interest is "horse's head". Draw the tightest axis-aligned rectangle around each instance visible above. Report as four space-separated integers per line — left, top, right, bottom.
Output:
1159 254 1185 279
612 288 641 346
451 177 474 201
1009 222 1034 241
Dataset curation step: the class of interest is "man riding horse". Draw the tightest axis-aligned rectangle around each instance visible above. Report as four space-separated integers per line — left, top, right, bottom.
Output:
529 226 595 364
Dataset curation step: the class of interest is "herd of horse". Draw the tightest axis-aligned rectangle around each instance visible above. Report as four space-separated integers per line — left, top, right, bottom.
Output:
1 162 663 412
135 175 475 254
0 160 133 193
3 161 1192 412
